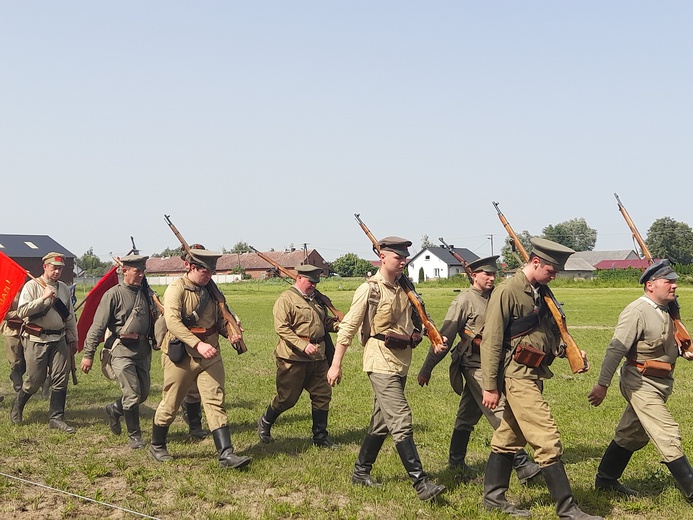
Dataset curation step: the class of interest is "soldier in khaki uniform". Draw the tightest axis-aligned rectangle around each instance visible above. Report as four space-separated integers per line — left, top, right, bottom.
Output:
328 237 446 501
2 292 25 393
417 256 540 482
81 254 155 449
149 248 250 469
481 238 600 520
13 252 78 433
588 259 693 503
258 265 339 447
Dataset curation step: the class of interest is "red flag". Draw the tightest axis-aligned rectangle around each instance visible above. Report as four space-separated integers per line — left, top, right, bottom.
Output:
0 251 27 322
76 265 119 352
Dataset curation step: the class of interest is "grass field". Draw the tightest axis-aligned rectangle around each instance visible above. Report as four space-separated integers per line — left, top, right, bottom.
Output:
2 279 693 519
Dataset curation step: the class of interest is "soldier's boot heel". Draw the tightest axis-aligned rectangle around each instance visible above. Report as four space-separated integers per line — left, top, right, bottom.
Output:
10 390 31 424
149 423 173 462
213 426 251 469
105 398 123 436
513 448 542 485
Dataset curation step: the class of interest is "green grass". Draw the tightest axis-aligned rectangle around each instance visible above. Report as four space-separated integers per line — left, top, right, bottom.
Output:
2 281 693 519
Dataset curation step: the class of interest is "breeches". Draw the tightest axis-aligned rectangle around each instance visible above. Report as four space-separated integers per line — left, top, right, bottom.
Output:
5 335 24 371
455 366 505 431
110 354 152 409
271 358 331 413
154 353 227 431
23 337 70 393
491 378 563 466
367 372 413 443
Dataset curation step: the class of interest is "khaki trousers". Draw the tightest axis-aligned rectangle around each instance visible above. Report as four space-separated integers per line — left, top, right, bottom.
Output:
367 372 413 443
110 354 152 410
23 336 70 393
271 357 331 413
455 366 506 431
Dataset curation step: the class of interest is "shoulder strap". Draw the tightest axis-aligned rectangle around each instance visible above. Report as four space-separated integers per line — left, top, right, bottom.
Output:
182 286 210 327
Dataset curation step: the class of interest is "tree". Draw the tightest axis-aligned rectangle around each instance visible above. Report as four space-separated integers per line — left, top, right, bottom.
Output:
421 234 434 249
646 217 693 265
152 246 184 258
75 247 113 276
542 218 597 251
331 253 374 277
228 241 252 254
500 231 534 270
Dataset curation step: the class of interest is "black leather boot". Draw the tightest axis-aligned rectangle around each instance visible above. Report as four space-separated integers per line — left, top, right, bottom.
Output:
483 451 531 517
10 389 31 424
149 422 173 462
352 434 386 487
183 401 209 439
48 390 76 433
9 365 23 394
595 440 637 496
105 398 123 435
312 409 338 448
449 428 477 474
666 455 693 504
212 426 251 469
513 448 542 485
395 437 446 500
122 405 145 449
543 460 603 520
257 405 280 444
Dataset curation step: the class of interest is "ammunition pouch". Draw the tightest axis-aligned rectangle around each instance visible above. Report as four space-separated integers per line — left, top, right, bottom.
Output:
24 323 44 336
513 343 545 368
373 332 417 350
167 338 186 364
627 358 672 378
5 317 23 331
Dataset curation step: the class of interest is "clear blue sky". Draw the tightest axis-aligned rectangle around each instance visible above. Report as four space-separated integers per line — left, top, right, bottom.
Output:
2 1 691 262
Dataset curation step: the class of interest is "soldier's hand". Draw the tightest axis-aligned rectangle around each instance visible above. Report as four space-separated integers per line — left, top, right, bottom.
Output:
327 365 342 386
417 373 430 386
578 350 590 373
482 389 499 410
81 358 93 374
41 286 55 301
432 342 446 355
196 341 218 359
682 349 693 361
587 384 608 407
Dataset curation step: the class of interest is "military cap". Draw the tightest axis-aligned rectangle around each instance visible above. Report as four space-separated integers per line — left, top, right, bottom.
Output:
639 259 679 284
188 249 221 271
120 254 148 270
378 236 412 257
42 252 66 266
296 265 323 284
530 238 574 270
467 255 500 273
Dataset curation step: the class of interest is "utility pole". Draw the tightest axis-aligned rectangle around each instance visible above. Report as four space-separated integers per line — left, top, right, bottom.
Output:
487 234 494 256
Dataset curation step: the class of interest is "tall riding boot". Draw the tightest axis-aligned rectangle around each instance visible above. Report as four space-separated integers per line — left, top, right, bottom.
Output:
105 398 123 435
257 405 280 443
10 389 31 424
122 405 145 449
542 460 603 520
449 428 477 474
666 455 693 504
312 409 338 448
395 437 446 500
513 448 542 485
212 425 251 469
595 440 637 496
149 422 173 462
483 451 531 517
48 390 76 433
352 434 386 487
184 401 209 439
10 366 23 394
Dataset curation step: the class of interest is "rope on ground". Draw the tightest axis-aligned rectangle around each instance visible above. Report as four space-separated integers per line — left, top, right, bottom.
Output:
0 470 161 520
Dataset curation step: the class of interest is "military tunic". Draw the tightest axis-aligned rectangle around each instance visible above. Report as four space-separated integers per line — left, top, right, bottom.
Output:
597 295 683 462
17 277 77 393
336 271 418 443
480 270 563 465
271 286 338 413
153 274 229 431
419 286 505 431
83 282 154 409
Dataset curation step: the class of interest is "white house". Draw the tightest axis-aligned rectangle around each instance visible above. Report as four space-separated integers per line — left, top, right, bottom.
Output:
407 246 480 281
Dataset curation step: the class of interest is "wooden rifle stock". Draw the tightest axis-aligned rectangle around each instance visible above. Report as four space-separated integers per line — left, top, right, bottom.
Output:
248 246 344 321
492 202 587 373
614 193 692 352
439 237 474 285
163 215 247 354
354 213 445 347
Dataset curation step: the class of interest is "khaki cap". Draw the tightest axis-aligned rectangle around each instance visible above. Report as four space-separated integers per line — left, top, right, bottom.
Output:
530 238 574 270
378 236 412 257
467 255 499 273
120 254 148 270
639 259 679 284
42 252 66 266
295 265 323 283
188 249 221 270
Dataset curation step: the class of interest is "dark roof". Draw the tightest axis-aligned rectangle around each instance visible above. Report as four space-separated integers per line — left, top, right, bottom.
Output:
0 234 76 259
410 246 479 267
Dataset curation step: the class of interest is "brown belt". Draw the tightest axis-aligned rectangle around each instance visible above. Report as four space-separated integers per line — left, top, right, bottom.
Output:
42 328 65 336
189 327 217 340
299 336 325 344
626 359 645 369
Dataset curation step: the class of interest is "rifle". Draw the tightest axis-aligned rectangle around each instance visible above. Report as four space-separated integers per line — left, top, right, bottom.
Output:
163 215 247 354
27 271 79 385
492 202 587 373
124 237 164 340
438 237 474 285
614 193 692 353
354 213 445 349
248 245 345 321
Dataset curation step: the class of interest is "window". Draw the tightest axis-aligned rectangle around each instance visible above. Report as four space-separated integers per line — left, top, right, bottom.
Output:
424 255 430 261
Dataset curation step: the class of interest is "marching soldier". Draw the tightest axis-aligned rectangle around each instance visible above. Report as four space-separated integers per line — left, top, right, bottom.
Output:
2 292 25 393
588 259 693 503
257 265 339 447
81 254 156 449
417 256 541 482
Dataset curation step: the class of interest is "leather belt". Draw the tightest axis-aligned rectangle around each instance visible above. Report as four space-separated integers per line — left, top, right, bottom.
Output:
43 328 65 335
299 336 325 344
